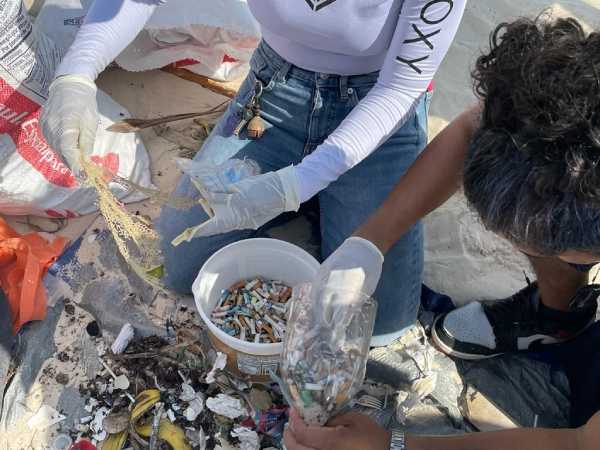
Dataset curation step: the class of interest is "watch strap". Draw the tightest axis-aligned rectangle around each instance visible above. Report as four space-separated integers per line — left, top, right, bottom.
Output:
389 429 406 450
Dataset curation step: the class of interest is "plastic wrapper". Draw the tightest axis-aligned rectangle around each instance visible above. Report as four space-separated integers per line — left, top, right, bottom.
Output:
280 284 377 425
175 157 260 200
172 158 261 245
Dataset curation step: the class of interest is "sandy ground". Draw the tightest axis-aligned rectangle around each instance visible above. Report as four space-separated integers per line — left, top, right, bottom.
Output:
10 0 600 306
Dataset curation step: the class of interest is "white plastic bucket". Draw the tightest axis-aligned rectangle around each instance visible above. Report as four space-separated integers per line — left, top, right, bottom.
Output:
193 238 320 378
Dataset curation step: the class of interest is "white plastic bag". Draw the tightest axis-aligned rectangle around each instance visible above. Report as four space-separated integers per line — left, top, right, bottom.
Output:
36 0 261 82
0 0 152 217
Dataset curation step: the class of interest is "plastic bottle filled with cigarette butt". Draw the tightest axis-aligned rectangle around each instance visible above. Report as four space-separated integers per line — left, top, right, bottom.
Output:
280 283 377 425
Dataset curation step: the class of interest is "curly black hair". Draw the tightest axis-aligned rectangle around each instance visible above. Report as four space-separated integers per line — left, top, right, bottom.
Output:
463 15 600 256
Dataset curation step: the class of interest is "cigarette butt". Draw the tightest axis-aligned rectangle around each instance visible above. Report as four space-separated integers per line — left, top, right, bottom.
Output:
281 288 292 302
231 280 246 290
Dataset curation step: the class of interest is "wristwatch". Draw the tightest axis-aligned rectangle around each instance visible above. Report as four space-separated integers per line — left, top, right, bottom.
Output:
389 428 406 450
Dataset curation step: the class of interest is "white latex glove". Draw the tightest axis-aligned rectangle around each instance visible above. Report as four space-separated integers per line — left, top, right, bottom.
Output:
172 165 300 245
313 237 384 324
40 74 99 175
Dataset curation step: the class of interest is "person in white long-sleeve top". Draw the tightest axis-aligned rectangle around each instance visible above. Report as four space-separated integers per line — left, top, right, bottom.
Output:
40 0 466 347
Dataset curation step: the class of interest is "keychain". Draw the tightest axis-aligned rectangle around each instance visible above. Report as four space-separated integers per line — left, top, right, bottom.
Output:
234 80 265 140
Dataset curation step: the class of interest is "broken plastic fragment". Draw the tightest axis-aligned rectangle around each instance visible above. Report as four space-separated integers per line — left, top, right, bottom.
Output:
92 430 107 443
230 427 260 450
179 384 196 402
167 409 176 422
91 408 109 442
113 374 130 391
184 397 205 421
85 398 99 412
205 352 227 384
206 394 245 419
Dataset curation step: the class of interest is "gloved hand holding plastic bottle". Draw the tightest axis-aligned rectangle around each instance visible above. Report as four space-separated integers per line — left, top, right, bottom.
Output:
279 238 382 426
40 75 99 175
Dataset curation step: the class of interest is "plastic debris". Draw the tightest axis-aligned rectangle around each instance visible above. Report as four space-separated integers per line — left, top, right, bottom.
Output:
76 334 290 449
395 373 438 425
231 426 260 450
178 383 205 421
206 394 246 419
113 375 130 391
99 357 133 400
90 406 109 442
254 407 288 439
167 409 176 422
27 404 67 430
0 217 67 334
69 440 97 450
174 158 261 245
205 352 227 384
179 383 197 402
111 323 135 354
85 398 99 413
184 397 205 422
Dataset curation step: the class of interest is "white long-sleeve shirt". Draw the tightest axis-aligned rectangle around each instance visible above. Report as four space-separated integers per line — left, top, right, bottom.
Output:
58 0 466 202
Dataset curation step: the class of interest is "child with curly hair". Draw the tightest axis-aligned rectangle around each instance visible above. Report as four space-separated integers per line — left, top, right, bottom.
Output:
286 14 600 450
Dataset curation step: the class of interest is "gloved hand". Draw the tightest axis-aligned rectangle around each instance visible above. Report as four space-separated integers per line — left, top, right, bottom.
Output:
312 236 384 324
40 74 99 175
172 165 300 245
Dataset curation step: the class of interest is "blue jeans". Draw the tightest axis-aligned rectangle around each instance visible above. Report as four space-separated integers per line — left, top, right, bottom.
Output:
156 41 430 345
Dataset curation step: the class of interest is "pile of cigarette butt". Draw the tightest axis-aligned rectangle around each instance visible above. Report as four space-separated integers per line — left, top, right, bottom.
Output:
211 278 292 344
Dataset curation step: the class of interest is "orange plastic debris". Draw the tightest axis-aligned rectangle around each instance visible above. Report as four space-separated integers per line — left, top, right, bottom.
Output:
0 217 68 334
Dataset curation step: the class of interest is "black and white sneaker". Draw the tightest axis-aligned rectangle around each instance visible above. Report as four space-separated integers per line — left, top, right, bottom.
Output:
432 283 600 360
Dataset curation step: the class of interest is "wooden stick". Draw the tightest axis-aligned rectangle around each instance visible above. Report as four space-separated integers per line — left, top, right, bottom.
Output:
162 66 239 98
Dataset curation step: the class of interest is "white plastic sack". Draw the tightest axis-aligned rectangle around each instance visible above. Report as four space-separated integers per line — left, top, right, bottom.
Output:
36 0 261 82
0 0 152 217
119 0 260 81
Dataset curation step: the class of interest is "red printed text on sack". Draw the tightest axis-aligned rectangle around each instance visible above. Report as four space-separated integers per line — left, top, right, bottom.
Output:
8 111 78 188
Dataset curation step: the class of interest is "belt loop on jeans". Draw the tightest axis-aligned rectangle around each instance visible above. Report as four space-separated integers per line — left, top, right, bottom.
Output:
339 76 349 100
276 61 292 84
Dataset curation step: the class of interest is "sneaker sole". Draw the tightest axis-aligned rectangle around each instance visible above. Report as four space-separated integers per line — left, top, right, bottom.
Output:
431 315 596 360
431 315 504 361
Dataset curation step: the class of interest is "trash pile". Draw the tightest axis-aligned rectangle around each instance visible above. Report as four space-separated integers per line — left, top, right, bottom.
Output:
73 327 290 450
211 279 292 344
